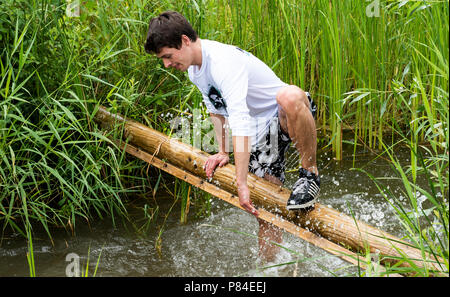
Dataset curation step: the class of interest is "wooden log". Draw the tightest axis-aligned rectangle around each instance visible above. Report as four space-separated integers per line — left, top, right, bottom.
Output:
118 140 402 276
94 106 444 274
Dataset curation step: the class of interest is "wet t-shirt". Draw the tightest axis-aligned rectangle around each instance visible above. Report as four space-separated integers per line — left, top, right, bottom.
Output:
187 39 287 145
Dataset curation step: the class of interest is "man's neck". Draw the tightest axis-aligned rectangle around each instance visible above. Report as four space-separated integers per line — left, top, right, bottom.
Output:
191 38 202 68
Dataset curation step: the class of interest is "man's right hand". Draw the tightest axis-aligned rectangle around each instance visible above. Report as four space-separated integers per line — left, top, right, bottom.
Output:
238 183 259 217
203 152 229 179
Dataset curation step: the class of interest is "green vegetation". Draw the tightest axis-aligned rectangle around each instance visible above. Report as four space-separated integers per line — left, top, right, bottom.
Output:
0 0 448 276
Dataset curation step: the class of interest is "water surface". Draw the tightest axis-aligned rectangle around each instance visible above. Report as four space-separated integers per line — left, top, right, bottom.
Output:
0 146 424 276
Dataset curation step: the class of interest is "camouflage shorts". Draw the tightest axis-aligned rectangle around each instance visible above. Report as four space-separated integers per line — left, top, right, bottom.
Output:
248 92 316 184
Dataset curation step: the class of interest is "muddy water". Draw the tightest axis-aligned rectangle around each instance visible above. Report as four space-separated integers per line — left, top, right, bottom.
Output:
0 146 424 277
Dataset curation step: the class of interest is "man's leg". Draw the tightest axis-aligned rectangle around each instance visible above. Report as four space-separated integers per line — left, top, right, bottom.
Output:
277 85 320 210
257 173 283 263
276 85 318 175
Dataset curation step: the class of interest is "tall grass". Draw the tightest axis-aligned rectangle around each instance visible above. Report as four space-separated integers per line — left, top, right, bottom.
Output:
358 34 449 274
357 139 448 275
177 0 448 162
0 1 150 242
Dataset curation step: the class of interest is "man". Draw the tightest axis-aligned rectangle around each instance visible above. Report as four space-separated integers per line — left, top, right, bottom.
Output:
145 11 320 261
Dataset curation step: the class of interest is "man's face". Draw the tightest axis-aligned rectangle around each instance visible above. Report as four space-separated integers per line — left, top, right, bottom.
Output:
156 36 192 72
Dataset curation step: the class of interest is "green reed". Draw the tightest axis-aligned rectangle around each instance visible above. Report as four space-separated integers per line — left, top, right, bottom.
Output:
356 140 448 275
0 0 147 241
173 0 448 162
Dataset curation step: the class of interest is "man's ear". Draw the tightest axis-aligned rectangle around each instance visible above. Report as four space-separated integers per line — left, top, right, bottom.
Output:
181 34 191 46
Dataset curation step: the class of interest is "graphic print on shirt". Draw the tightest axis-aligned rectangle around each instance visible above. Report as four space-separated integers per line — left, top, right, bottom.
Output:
207 86 228 115
235 47 250 56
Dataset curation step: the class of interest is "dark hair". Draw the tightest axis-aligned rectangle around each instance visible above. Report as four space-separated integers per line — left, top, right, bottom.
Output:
145 11 198 54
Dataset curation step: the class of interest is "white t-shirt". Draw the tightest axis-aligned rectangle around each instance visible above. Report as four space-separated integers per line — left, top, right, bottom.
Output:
187 39 287 146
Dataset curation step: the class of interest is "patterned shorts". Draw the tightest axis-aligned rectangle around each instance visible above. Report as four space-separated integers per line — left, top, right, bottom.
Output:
248 92 316 184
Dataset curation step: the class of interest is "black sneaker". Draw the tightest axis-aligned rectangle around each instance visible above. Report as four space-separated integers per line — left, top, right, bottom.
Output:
287 168 320 210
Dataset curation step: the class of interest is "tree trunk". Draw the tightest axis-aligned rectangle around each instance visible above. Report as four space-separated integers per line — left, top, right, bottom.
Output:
93 106 444 274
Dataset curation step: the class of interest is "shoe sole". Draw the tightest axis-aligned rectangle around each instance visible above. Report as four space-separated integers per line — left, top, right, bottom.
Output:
286 198 317 210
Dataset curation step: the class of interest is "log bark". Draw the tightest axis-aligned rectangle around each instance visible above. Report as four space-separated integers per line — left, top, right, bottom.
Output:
94 106 444 274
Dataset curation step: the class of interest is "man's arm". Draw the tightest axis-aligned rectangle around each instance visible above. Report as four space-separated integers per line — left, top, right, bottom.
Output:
210 113 229 154
204 113 230 179
203 114 258 217
233 135 258 216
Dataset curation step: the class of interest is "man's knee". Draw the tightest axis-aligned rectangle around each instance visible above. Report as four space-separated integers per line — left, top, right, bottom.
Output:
276 86 310 114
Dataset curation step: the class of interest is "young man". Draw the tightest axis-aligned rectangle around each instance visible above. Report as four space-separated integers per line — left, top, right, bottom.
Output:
145 11 320 261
